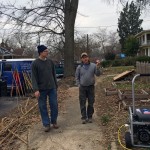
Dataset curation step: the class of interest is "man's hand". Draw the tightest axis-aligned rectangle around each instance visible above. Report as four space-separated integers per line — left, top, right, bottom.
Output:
96 59 100 68
34 91 40 98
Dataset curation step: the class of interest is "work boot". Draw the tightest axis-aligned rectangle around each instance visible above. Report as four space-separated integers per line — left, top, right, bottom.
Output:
82 119 87 124
43 125 50 132
87 118 92 123
52 124 59 129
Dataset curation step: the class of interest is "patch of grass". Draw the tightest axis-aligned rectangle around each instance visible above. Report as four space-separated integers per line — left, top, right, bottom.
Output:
107 144 111 150
115 82 132 90
115 81 150 90
103 76 114 82
101 114 111 125
106 66 135 74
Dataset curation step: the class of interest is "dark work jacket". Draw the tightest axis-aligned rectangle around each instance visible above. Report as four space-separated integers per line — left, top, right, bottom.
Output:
31 58 57 92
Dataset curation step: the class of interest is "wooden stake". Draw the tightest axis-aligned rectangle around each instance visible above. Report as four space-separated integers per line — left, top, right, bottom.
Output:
8 129 27 145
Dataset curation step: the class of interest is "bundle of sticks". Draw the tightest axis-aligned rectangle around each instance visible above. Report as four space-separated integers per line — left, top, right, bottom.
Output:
10 69 33 97
0 98 38 149
22 70 33 95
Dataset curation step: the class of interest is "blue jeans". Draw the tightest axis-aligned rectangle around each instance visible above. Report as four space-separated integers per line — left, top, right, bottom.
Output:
38 89 58 127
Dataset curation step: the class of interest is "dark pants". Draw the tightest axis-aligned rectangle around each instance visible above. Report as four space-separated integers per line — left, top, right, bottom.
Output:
79 85 95 120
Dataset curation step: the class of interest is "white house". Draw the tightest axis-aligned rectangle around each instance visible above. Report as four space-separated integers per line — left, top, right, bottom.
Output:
135 30 150 56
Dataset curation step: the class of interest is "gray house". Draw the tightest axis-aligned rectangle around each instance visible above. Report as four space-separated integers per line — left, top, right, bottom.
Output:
135 30 150 56
0 47 25 59
0 47 13 59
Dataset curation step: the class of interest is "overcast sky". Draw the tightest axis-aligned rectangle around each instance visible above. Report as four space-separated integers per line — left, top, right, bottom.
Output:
76 0 150 34
1 0 150 35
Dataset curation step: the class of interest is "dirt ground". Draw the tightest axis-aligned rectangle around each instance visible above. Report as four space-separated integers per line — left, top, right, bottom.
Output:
95 69 150 150
1 69 149 150
0 77 105 150
18 86 103 150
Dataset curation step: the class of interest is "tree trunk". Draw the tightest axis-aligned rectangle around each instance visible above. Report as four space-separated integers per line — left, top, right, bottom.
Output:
64 0 79 77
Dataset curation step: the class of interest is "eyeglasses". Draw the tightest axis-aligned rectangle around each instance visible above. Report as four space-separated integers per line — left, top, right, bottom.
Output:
43 50 49 53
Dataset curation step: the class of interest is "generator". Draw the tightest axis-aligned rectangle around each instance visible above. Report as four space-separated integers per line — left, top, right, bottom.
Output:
125 74 150 148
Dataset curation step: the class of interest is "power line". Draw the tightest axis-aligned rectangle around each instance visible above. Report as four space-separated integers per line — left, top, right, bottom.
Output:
0 19 150 30
76 20 150 29
76 25 117 28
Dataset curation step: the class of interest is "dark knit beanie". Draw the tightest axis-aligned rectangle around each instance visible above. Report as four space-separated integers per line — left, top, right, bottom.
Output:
37 45 47 54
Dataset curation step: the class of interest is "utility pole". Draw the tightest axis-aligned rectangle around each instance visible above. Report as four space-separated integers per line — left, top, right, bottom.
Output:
87 34 89 53
38 32 40 45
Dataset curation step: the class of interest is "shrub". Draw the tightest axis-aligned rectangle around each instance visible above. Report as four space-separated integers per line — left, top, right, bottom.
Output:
123 57 136 66
111 60 122 66
135 56 150 62
101 56 150 67
104 52 116 60
101 114 110 125
101 60 112 68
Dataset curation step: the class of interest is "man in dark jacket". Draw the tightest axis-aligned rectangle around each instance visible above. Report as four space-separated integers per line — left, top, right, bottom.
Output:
75 52 101 124
31 45 59 132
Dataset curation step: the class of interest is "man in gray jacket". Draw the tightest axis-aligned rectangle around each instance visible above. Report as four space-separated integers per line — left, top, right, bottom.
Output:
75 52 101 124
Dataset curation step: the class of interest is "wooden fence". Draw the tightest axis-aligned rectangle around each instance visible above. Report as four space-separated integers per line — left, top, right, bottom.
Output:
136 61 150 81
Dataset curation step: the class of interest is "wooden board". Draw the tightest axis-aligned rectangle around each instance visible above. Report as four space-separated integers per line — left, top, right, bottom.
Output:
104 88 118 96
118 89 149 100
113 70 134 81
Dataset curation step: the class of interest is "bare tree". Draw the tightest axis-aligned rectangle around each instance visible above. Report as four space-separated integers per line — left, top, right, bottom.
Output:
94 28 108 54
108 31 120 52
0 0 79 77
108 0 150 9
94 28 121 56
74 34 89 60
13 32 33 48
64 0 78 76
74 33 104 61
106 0 149 4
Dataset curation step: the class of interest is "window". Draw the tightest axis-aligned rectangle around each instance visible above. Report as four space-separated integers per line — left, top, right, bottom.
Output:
145 48 148 56
147 34 150 40
147 34 150 44
143 35 145 43
3 63 12 71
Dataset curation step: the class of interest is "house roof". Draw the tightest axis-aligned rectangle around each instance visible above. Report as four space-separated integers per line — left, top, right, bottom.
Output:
135 29 150 37
0 47 12 55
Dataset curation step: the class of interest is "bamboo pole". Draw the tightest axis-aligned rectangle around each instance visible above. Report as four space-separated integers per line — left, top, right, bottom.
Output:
0 123 22 146
11 70 20 97
0 103 38 136
23 71 33 92
16 69 24 96
8 129 27 145
22 71 29 93
13 71 21 97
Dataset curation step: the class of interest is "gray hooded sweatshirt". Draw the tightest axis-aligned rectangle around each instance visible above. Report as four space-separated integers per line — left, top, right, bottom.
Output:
75 62 101 86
